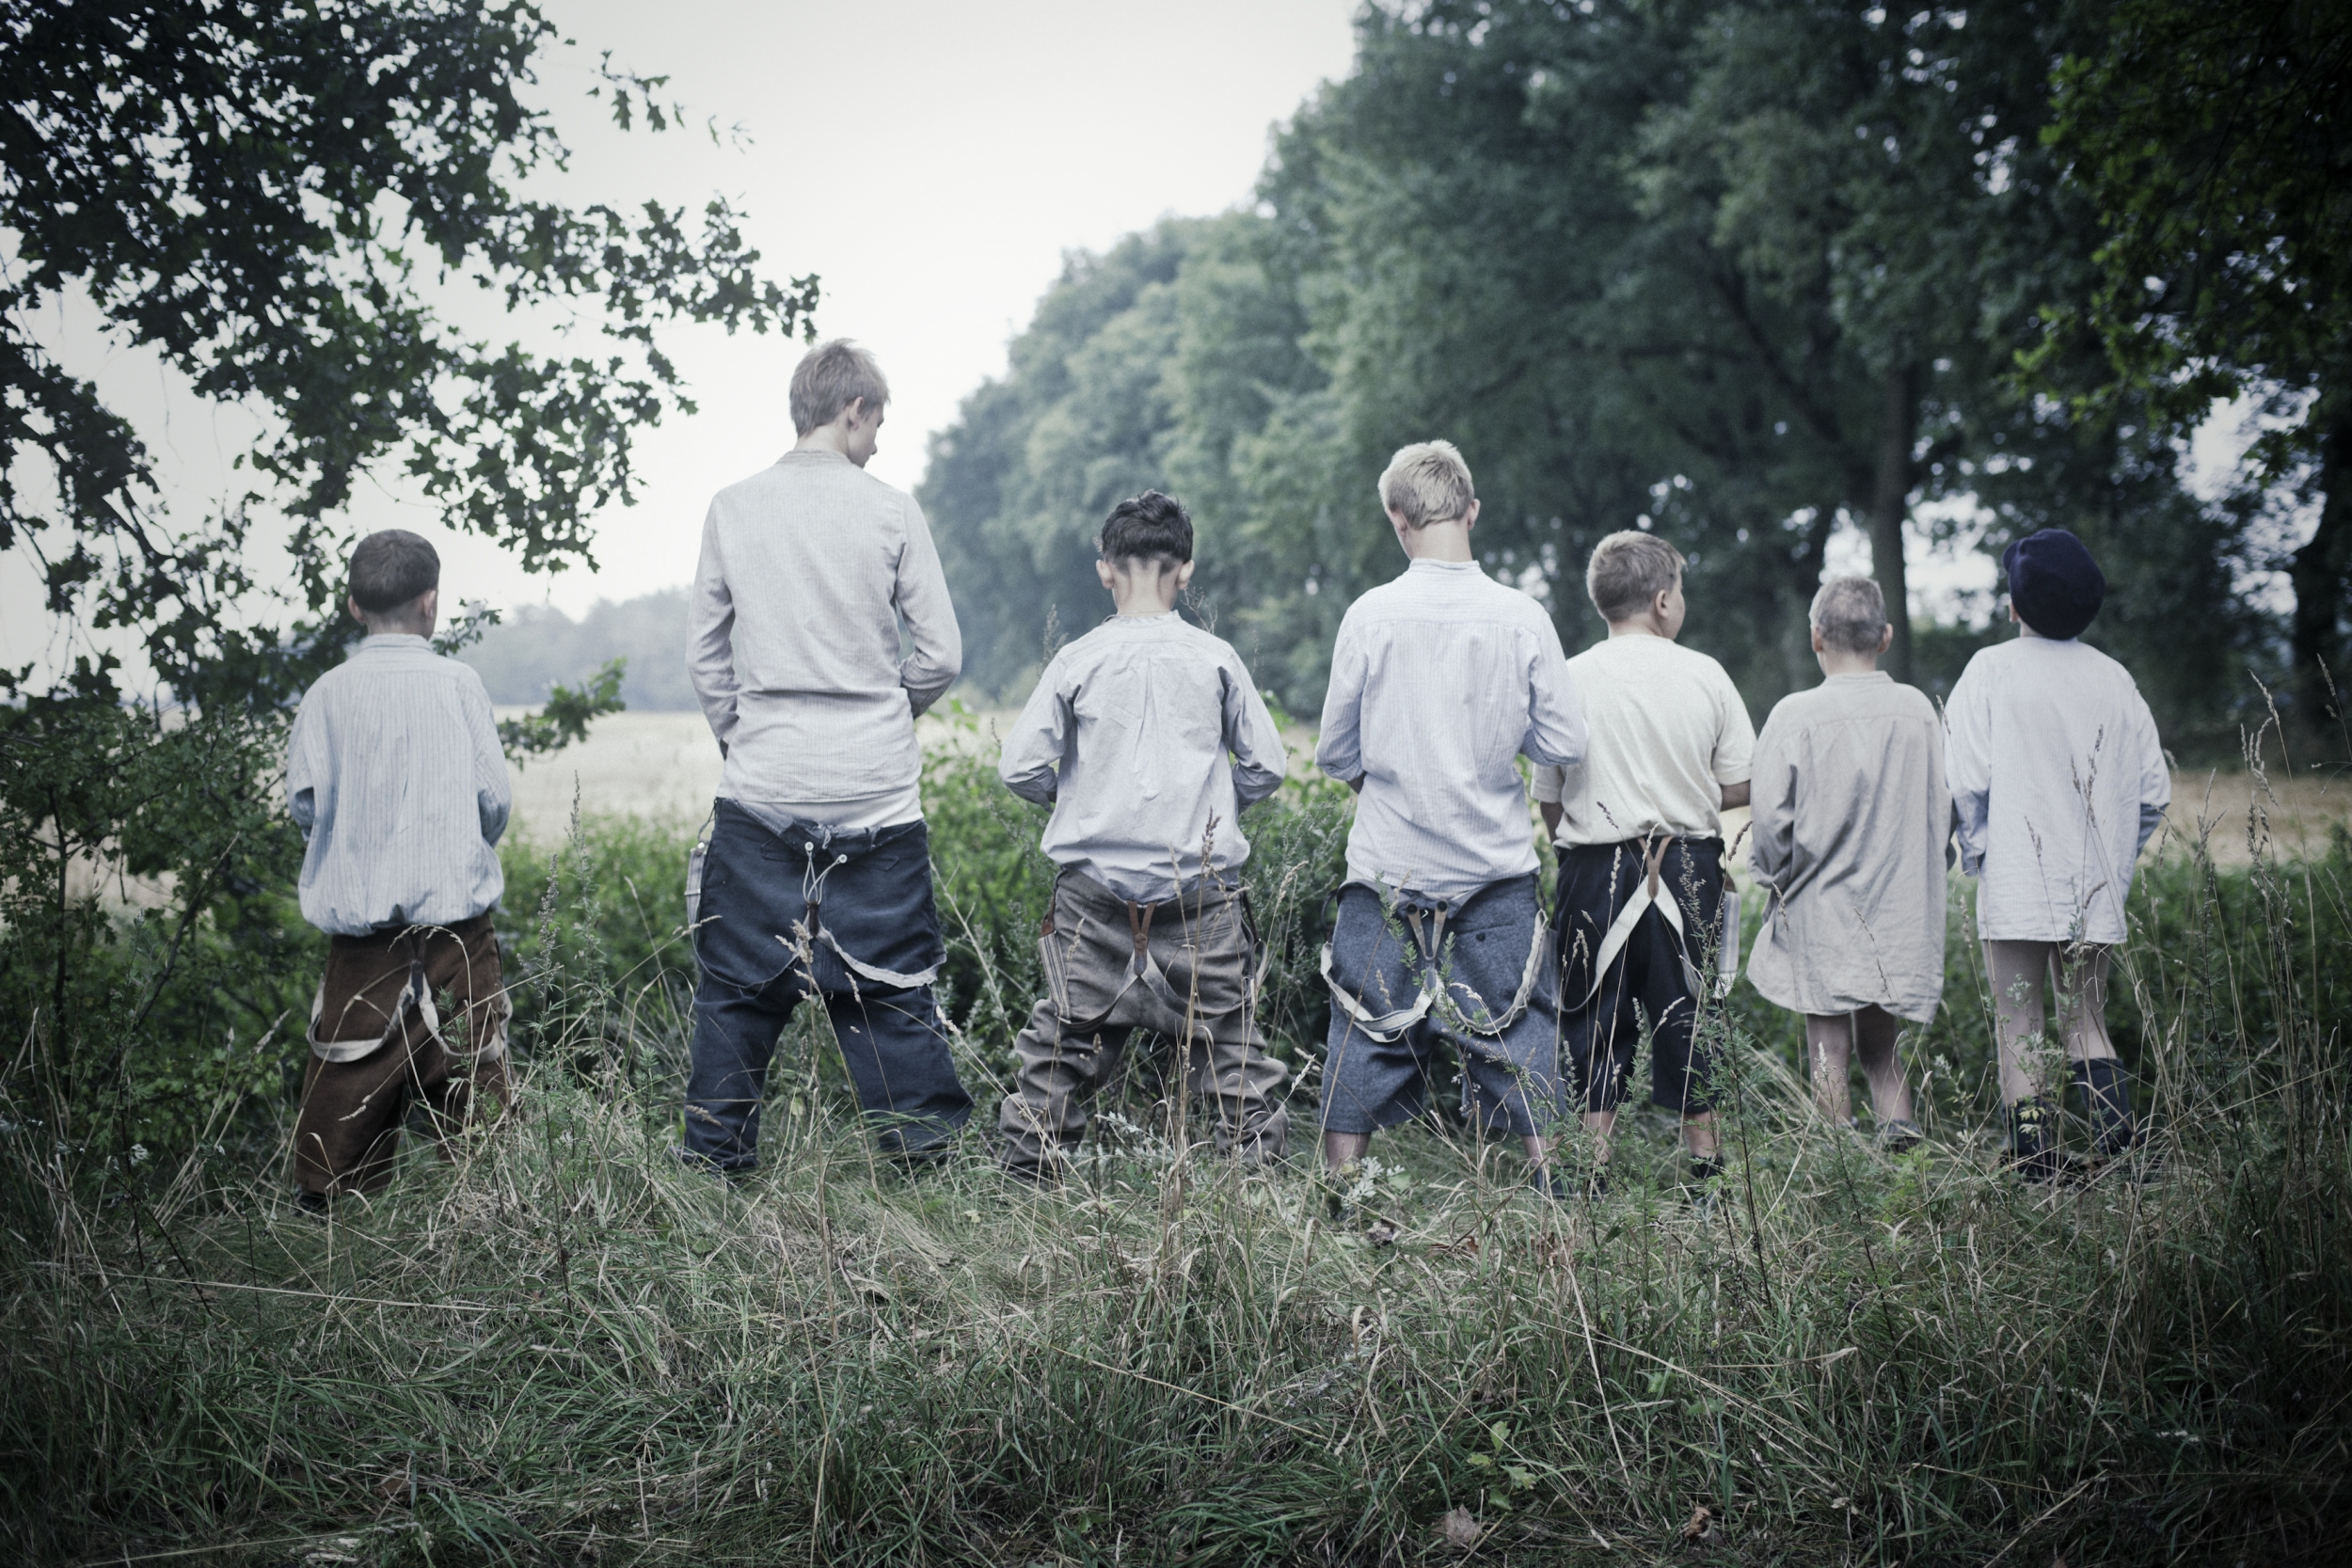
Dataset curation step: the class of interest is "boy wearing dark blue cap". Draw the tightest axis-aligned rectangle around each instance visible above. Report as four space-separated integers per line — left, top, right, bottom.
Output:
1945 528 2169 1180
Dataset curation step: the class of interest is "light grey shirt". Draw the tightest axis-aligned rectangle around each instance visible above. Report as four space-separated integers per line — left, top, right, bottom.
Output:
1746 673 1950 1022
1315 559 1586 902
1946 635 2169 944
688 449 962 823
999 612 1286 903
285 634 510 937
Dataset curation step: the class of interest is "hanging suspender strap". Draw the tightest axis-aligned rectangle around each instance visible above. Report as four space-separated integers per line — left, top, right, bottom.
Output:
1319 879 1551 1044
780 835 944 990
1571 833 1707 1011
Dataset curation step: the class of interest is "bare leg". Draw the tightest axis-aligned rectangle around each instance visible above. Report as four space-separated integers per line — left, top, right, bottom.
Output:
1580 1108 1617 1165
1682 1108 1719 1157
1852 1005 1915 1125
1322 1129 1371 1171
1984 939 2058 1106
2051 946 2115 1065
1520 1133 1552 1170
1805 1011 1855 1123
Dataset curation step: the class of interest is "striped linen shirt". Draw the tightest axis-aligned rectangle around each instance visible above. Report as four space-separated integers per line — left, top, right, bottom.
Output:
688 449 961 827
285 634 512 937
997 611 1288 903
1315 559 1586 902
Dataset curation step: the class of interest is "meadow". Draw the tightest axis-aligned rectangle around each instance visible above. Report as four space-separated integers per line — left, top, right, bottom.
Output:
2 715 2347 1565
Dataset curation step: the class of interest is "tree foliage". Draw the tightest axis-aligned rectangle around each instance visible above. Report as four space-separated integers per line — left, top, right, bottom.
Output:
2033 0 2352 723
923 0 2272 746
0 0 816 706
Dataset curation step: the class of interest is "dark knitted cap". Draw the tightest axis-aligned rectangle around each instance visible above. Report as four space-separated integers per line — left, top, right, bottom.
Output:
2002 528 2105 641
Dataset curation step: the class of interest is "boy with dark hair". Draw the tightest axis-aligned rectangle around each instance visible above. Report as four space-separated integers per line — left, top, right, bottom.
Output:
995 491 1291 1180
285 528 513 1203
1946 528 2169 1180
683 337 972 1172
1534 530 1754 1197
1747 576 1948 1148
1315 441 1585 1196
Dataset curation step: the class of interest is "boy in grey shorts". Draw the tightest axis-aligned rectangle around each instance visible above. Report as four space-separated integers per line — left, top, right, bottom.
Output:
1314 441 1585 1193
994 491 1293 1180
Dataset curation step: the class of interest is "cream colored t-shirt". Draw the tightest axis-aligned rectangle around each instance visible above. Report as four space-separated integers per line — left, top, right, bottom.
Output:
1532 633 1755 846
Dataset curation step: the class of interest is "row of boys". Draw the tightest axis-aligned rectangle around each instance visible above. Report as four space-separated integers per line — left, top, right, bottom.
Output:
282 340 2166 1201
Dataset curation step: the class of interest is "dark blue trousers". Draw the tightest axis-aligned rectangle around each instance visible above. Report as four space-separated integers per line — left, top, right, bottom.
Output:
683 801 973 1170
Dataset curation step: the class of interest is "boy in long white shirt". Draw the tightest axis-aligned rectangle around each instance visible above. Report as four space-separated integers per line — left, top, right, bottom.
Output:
995 491 1291 1180
1747 577 1949 1148
1946 528 2168 1180
1315 441 1586 1195
1534 531 1754 1197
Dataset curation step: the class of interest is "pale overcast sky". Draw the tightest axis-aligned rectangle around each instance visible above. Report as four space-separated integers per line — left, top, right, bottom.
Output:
3 0 1359 676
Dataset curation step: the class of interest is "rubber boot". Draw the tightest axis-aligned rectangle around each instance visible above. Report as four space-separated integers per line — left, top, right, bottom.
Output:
2072 1058 2137 1161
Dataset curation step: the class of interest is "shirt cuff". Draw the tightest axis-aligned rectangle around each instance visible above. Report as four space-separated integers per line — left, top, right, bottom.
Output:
1530 765 1565 805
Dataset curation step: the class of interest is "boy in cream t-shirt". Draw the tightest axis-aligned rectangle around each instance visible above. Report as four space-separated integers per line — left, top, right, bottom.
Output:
1534 531 1754 1196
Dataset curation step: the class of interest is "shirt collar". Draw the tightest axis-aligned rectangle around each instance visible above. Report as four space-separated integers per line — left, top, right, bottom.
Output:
359 633 431 651
1406 558 1483 575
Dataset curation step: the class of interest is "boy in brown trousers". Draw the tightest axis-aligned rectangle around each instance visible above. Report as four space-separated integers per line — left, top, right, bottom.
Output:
284 530 513 1204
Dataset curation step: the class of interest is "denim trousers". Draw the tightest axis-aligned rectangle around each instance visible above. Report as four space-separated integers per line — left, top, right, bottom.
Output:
682 801 973 1170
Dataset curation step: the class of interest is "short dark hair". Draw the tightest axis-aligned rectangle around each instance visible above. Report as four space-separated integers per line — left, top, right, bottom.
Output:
349 529 440 612
1097 490 1193 565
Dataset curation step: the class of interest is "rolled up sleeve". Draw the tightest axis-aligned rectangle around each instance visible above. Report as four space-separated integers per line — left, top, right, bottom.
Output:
1945 670 1992 878
1521 625 1586 770
467 677 512 847
997 661 1069 805
1225 663 1289 809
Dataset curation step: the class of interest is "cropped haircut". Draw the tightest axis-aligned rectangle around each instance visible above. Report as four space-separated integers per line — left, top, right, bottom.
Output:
1376 440 1476 530
788 339 890 436
1097 490 1193 565
348 529 440 612
1810 575 1889 654
1585 530 1685 621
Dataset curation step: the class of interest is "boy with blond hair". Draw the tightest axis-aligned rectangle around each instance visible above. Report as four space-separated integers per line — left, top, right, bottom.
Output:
285 529 512 1204
1315 441 1585 1196
994 491 1292 1180
1747 576 1949 1148
1535 531 1753 1196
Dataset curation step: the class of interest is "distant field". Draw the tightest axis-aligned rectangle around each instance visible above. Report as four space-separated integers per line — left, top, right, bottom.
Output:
509 708 2351 867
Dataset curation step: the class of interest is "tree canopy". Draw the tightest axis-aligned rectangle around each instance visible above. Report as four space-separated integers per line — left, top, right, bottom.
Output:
921 0 2286 750
0 0 814 707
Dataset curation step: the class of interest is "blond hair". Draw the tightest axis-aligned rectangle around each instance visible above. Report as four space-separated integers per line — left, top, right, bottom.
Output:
1810 576 1889 654
1586 530 1685 621
788 339 889 436
1376 440 1476 529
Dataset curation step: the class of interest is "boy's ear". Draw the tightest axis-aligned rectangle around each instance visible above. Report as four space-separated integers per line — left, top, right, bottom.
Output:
1876 624 1893 655
1096 557 1119 593
348 594 368 626
1175 559 1197 590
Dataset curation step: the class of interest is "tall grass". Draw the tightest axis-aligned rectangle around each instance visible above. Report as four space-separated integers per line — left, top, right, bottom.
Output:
1 743 2346 1564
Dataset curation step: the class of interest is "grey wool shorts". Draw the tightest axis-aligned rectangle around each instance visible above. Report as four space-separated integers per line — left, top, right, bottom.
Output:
1317 873 1562 1139
997 870 1289 1176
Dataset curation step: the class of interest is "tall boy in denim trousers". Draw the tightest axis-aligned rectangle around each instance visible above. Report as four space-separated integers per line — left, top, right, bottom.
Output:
1314 441 1586 1195
1534 531 1755 1198
993 491 1293 1180
681 339 974 1171
285 529 513 1204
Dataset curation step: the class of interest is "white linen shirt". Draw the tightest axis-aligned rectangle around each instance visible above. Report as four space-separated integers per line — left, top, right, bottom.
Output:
285 634 511 937
1945 635 2169 943
1532 633 1756 846
1315 559 1585 903
1745 673 1950 1022
998 612 1287 902
688 450 961 824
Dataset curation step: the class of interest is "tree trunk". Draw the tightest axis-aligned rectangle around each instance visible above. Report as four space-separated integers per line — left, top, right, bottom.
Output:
1867 364 1919 685
2291 390 2352 738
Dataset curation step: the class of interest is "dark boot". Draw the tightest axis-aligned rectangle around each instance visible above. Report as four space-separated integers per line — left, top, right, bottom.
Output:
2009 1097 2059 1184
2073 1059 2137 1161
